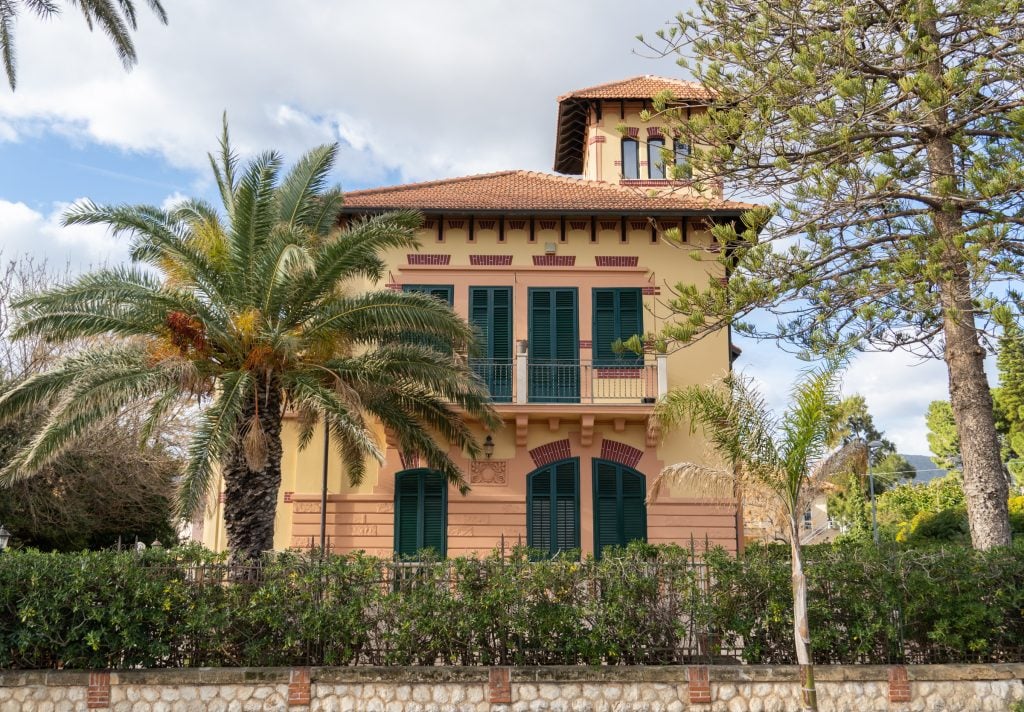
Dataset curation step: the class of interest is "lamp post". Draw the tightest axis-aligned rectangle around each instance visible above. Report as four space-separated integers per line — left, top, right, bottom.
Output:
0 524 10 551
866 440 885 545
320 421 329 559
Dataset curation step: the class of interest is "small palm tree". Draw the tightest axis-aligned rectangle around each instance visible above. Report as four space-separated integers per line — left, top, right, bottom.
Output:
1 0 168 90
651 359 863 712
0 121 498 562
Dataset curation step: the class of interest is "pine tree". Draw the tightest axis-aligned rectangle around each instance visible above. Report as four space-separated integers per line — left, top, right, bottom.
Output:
644 0 1021 548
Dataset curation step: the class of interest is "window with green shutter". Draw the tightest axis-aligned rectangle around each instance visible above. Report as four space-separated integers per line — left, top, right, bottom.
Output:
469 287 513 402
528 288 579 402
592 459 647 558
401 285 454 353
394 469 447 559
526 458 580 558
592 288 643 367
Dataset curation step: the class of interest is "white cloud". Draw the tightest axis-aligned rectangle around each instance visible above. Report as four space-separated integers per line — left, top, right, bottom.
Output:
0 0 681 184
0 199 126 270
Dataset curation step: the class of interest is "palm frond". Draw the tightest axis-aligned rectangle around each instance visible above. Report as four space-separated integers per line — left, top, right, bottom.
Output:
0 0 16 90
209 112 238 216
647 462 733 505
277 143 339 229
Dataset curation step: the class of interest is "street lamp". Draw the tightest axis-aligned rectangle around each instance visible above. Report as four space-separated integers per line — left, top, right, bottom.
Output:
0 524 10 551
866 440 885 545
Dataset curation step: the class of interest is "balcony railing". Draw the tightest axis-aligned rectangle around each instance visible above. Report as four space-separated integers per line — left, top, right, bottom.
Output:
470 355 667 405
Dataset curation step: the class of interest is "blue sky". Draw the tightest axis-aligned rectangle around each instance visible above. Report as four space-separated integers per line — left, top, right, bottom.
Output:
0 0 953 454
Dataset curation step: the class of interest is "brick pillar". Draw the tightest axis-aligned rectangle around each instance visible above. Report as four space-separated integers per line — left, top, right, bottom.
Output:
688 665 712 705
87 671 111 710
288 668 311 708
488 667 512 704
889 665 911 703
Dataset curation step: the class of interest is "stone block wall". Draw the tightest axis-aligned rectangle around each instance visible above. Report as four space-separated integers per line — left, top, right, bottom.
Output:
0 664 1022 711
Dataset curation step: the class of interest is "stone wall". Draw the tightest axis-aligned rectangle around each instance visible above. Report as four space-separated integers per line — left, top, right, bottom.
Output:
1 664 1022 712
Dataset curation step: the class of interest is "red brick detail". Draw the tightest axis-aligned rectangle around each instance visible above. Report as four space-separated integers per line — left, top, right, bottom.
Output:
399 451 421 470
478 219 496 230
889 666 911 703
538 219 557 230
470 254 513 266
87 671 111 709
579 340 593 349
688 666 711 705
613 160 623 166
532 255 575 266
569 220 588 230
288 668 311 707
599 220 618 230
620 179 695 188
407 254 451 265
630 220 649 231
642 286 661 295
530 439 572 468
488 667 512 704
509 219 527 230
589 134 607 144
283 491 293 503
640 161 649 166
447 219 465 229
626 127 640 138
601 439 644 468
218 492 226 504
385 283 403 292
595 368 645 379
647 127 665 137
595 255 639 267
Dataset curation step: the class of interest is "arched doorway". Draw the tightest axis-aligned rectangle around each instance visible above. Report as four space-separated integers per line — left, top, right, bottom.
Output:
592 459 647 558
526 458 580 557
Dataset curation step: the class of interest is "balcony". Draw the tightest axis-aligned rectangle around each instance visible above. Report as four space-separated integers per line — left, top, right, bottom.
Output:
469 354 667 406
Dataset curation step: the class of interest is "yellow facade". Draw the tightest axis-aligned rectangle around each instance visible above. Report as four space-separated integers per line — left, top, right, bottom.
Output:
198 77 747 558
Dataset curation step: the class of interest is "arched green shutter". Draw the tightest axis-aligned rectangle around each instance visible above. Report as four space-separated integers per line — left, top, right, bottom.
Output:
527 459 580 557
592 459 647 558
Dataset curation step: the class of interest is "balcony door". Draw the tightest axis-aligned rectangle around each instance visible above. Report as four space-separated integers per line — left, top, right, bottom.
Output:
469 287 512 403
528 288 579 402
527 458 580 557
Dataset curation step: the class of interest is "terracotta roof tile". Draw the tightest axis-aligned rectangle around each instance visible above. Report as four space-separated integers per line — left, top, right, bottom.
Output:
558 75 712 102
341 171 754 214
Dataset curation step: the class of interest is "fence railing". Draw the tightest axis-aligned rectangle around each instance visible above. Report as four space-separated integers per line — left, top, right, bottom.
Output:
469 357 661 404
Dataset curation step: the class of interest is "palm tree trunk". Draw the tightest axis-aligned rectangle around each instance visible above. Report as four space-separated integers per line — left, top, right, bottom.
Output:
790 519 817 711
222 375 284 563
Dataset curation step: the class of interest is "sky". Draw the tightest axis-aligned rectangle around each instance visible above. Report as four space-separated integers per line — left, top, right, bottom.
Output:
0 0 957 456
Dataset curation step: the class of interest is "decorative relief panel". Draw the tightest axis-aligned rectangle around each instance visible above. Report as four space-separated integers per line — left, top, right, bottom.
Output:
470 460 508 486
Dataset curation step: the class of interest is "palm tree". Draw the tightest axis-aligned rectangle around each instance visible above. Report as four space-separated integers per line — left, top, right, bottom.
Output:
1 0 167 90
651 359 863 712
0 120 499 562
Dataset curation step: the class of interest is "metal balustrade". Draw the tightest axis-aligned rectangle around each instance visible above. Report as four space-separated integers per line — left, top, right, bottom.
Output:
469 357 663 404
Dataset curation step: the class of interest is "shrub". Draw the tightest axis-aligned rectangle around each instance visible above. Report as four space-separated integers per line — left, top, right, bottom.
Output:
1 540 1021 669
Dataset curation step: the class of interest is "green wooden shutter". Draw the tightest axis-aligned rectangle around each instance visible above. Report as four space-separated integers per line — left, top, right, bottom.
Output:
529 288 579 402
402 285 454 353
621 468 647 545
395 473 421 557
402 284 453 305
592 460 647 558
394 470 447 558
527 459 579 557
592 288 643 367
592 290 618 366
421 472 446 555
469 287 512 402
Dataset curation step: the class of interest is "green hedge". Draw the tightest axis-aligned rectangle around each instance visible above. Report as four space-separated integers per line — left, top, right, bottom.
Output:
1 541 1021 669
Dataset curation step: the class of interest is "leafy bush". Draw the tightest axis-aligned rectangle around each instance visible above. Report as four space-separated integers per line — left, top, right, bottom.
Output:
1 540 1021 669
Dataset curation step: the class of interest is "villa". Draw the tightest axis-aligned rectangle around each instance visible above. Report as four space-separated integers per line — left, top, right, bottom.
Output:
198 76 754 558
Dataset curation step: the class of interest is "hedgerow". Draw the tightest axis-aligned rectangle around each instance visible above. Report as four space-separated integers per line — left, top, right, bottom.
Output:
0 540 1021 669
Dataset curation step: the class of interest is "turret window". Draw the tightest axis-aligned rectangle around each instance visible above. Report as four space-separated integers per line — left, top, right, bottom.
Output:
647 137 666 179
673 140 692 179
621 138 640 180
